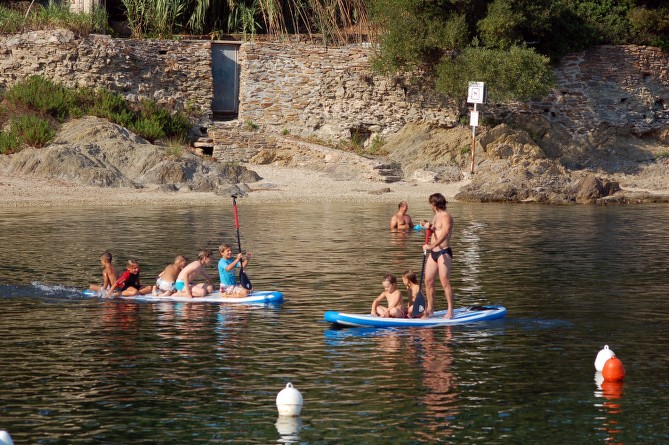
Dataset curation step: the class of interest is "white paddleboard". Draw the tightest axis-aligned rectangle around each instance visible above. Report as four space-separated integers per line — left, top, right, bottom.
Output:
324 305 506 328
82 289 283 304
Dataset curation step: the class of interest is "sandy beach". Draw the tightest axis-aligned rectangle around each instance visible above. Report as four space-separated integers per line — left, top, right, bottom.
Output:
0 163 470 208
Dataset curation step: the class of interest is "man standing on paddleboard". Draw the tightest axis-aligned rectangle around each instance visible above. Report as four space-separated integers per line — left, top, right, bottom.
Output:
422 193 454 319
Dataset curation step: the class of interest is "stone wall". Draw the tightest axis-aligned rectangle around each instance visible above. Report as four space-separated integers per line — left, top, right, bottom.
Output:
0 29 213 119
1 30 668 151
494 45 669 141
236 42 459 142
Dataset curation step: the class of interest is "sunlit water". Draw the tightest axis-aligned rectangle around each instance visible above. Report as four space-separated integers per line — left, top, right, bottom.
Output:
1 202 668 444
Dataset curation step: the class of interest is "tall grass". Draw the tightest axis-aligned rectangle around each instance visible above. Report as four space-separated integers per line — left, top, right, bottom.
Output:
0 2 108 35
0 75 192 153
122 0 189 38
2 0 370 44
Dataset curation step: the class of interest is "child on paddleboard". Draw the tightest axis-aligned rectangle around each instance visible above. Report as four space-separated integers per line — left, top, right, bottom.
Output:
402 270 421 318
151 255 188 296
173 249 215 298
106 259 152 297
371 273 406 318
218 243 252 297
89 251 118 293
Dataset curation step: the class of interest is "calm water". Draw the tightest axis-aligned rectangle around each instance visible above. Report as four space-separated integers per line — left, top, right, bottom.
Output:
1 202 668 444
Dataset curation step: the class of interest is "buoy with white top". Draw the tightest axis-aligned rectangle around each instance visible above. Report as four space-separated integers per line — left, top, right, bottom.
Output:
0 431 14 445
602 356 625 382
276 382 303 417
595 345 616 372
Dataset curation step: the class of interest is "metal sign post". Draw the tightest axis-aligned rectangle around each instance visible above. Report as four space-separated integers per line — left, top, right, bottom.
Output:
470 104 478 174
467 82 486 174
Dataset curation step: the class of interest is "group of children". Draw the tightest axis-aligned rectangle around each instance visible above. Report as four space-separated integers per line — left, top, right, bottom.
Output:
370 270 421 319
89 244 252 299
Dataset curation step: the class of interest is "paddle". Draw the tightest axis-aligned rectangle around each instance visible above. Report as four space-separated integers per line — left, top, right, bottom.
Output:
411 228 431 318
232 195 252 290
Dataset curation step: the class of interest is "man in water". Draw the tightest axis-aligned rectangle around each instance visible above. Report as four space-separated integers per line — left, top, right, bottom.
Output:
389 201 413 231
421 193 454 319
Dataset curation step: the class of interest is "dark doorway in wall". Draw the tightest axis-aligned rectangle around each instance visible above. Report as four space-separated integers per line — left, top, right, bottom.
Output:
212 43 240 121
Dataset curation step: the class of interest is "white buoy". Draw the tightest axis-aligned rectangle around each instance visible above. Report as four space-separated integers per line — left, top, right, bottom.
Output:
595 345 616 372
0 431 14 445
594 371 604 389
276 382 303 417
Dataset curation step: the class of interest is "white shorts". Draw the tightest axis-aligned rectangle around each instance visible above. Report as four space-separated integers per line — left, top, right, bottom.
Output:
156 278 175 292
220 284 245 295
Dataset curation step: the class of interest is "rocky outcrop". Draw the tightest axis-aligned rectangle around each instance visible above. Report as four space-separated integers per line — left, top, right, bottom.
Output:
381 120 669 204
0 117 260 194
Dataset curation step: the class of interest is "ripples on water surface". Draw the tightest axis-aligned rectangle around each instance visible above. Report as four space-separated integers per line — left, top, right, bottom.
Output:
1 203 668 444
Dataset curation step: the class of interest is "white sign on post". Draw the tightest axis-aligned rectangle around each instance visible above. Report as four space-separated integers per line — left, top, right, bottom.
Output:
467 82 486 104
470 110 479 127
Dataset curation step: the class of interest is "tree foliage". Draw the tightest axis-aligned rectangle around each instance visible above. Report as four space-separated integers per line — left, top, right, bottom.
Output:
436 46 554 102
369 0 669 102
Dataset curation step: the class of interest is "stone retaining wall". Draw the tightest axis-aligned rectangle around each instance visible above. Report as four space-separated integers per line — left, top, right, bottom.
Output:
494 45 669 140
236 42 458 142
1 30 668 150
0 30 212 119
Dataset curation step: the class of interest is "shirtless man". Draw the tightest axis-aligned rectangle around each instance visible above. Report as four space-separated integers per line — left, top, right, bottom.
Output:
173 250 215 298
421 193 454 319
390 201 414 231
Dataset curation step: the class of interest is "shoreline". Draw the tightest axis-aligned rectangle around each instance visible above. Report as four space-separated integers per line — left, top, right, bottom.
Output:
0 164 470 208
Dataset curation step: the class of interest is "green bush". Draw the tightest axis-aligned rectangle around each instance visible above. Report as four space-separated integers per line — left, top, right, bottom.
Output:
436 46 554 102
2 76 193 148
87 89 131 123
0 131 21 154
628 7 669 49
130 117 166 141
10 115 56 148
5 76 78 122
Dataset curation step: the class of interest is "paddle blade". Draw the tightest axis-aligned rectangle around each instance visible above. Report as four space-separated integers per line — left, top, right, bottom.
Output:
412 291 426 318
240 270 252 290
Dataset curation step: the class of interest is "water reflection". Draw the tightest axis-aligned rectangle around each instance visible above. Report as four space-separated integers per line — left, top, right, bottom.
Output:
275 416 303 444
411 328 458 439
594 373 625 445
459 220 485 301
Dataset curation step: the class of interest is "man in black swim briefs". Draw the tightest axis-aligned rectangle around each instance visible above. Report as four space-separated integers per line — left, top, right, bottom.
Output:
421 193 455 319
430 247 453 262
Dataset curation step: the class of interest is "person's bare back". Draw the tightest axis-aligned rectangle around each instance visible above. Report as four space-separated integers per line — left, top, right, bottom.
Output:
173 250 214 298
90 252 118 292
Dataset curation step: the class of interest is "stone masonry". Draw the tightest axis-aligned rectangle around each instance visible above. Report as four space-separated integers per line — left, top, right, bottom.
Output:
1 30 668 159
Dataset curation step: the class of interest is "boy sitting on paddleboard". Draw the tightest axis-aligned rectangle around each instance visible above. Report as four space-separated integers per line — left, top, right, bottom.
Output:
218 243 252 297
106 259 152 297
152 255 188 296
402 270 422 318
89 251 118 294
173 249 215 298
371 273 406 318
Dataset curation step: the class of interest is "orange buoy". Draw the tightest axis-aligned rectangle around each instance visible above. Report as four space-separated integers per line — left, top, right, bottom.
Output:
602 356 625 382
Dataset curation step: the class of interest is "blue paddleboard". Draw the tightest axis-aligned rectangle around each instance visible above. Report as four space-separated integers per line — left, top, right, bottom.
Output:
324 305 506 328
82 289 284 304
